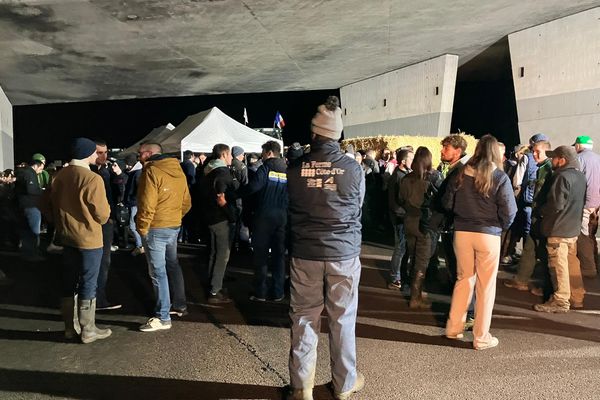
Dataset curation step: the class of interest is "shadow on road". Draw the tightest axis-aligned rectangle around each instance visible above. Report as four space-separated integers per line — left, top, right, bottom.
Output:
0 368 283 400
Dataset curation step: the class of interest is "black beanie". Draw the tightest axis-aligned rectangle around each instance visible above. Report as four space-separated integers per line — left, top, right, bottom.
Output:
70 138 97 160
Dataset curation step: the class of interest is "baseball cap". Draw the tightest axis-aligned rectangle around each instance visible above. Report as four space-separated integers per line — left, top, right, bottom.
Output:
31 153 46 163
546 145 578 162
572 135 593 146
528 133 549 146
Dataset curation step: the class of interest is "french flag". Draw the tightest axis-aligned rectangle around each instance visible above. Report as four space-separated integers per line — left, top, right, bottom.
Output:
274 111 285 129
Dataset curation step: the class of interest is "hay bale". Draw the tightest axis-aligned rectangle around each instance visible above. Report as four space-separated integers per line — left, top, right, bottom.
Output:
341 134 477 166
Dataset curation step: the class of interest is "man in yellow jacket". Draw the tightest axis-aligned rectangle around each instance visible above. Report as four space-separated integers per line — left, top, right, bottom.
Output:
136 143 192 332
51 137 112 344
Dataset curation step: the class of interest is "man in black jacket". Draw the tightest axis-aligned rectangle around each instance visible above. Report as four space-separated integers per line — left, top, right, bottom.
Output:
15 154 45 261
238 141 288 302
202 143 239 304
534 146 586 313
287 96 365 400
91 139 122 311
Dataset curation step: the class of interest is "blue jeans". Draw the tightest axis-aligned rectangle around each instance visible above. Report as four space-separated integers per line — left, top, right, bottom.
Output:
62 246 103 300
129 206 142 248
289 257 361 393
252 209 287 299
142 227 186 321
390 223 407 282
208 221 231 294
20 207 41 255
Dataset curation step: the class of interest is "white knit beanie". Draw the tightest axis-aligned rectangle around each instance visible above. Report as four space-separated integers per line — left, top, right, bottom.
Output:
311 96 343 140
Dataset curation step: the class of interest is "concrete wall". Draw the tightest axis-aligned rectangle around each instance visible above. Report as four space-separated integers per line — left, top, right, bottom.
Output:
0 84 14 170
509 8 600 147
340 54 458 138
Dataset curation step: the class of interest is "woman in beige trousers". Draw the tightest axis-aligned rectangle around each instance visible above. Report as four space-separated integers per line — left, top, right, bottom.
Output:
442 135 517 350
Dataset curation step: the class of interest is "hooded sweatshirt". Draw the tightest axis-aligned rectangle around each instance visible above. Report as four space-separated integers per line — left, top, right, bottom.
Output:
202 158 239 226
136 154 191 237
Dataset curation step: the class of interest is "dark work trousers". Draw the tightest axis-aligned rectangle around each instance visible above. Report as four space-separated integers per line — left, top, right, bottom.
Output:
62 246 103 300
252 209 287 299
96 221 114 307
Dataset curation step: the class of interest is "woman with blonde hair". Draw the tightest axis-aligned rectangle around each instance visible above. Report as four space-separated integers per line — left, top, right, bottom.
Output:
442 134 517 350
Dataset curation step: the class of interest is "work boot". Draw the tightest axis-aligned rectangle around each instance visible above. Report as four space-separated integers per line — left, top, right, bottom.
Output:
60 296 81 340
409 271 430 309
533 298 569 313
334 372 365 400
78 298 112 344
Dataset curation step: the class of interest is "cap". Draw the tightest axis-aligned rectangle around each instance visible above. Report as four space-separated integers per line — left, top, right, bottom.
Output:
31 153 46 163
528 133 549 146
546 145 578 162
572 135 593 146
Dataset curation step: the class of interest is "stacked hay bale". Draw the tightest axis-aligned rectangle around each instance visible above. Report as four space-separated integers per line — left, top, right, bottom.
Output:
342 134 477 167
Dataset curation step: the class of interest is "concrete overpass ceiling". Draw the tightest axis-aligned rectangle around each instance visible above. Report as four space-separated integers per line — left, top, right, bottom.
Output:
0 0 598 105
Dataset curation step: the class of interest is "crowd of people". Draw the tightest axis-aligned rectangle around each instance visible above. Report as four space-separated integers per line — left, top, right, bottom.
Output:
1 95 599 399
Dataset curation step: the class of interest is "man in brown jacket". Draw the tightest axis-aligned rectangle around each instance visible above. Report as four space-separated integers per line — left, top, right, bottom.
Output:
136 143 192 332
51 137 112 344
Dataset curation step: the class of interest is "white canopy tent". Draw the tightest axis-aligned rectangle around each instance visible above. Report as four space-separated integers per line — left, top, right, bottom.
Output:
160 107 282 155
119 123 176 156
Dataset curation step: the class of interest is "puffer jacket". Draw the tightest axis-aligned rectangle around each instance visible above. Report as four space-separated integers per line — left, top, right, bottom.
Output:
136 155 192 237
287 140 365 261
519 153 538 206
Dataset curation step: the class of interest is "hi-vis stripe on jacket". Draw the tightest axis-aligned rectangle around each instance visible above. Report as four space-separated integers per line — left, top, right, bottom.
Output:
268 171 287 183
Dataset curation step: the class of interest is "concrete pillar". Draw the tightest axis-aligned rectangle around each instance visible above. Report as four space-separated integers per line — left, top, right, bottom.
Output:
340 54 458 138
509 8 600 147
0 84 14 170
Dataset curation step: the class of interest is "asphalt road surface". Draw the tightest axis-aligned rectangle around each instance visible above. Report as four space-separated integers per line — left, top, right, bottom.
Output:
1 241 599 399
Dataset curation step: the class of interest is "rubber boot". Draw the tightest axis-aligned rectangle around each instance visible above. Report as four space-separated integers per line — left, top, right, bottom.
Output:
60 296 80 340
409 271 430 309
78 298 112 344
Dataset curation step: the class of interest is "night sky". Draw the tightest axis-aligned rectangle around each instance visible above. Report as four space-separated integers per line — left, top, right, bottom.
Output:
13 89 339 163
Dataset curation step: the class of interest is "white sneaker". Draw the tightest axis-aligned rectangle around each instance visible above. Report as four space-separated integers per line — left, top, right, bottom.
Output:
131 246 145 256
46 243 64 254
474 336 499 350
139 317 171 332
